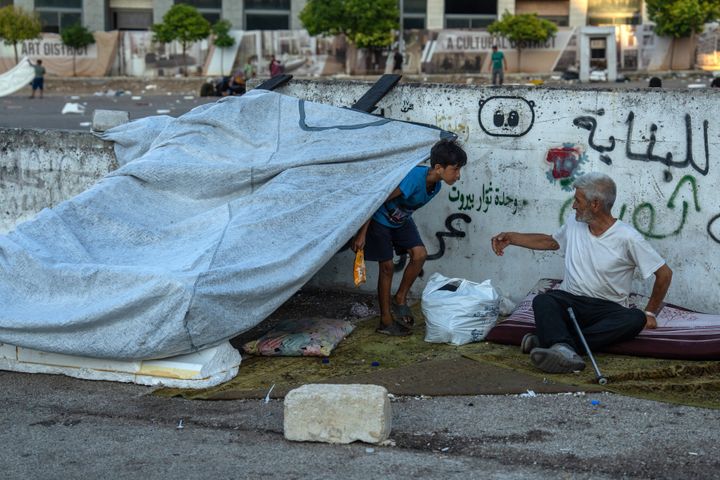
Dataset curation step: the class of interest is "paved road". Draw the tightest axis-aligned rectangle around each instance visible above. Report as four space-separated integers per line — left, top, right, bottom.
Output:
1 93 218 131
1 371 718 479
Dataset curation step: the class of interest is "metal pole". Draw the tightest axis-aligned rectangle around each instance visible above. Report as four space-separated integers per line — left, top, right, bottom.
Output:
567 307 608 385
399 0 404 54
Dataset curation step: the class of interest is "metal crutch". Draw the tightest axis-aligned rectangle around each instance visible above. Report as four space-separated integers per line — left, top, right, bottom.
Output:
567 307 608 385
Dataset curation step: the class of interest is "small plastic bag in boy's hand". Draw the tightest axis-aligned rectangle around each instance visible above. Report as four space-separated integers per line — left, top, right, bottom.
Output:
354 249 367 287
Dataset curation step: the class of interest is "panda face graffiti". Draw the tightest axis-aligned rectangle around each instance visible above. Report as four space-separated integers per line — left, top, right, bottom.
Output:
478 96 535 137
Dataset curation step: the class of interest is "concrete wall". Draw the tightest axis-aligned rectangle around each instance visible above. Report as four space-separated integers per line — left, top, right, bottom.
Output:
0 129 116 234
2 82 719 314
275 81 720 314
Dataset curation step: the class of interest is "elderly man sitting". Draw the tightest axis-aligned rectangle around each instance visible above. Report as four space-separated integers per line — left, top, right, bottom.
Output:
491 172 672 373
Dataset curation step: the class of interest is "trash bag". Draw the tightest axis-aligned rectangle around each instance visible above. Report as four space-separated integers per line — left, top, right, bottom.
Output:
421 272 499 345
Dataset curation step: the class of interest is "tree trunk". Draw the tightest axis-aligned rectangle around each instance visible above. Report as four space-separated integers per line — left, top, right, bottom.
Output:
517 48 522 74
669 38 675 71
13 42 18 64
221 48 225 77
73 54 77 77
345 43 355 75
183 43 188 77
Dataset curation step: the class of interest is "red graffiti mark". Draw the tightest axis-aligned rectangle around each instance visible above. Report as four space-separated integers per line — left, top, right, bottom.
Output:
546 146 581 179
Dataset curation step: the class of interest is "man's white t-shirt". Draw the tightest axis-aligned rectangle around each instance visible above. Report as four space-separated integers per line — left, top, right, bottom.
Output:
552 214 665 306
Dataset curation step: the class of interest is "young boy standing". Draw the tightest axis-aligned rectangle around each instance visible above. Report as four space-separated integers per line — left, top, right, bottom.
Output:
352 139 467 336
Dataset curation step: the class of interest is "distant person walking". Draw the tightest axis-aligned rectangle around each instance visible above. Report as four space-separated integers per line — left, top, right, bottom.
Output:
269 55 283 77
393 49 403 73
490 45 506 86
28 59 46 99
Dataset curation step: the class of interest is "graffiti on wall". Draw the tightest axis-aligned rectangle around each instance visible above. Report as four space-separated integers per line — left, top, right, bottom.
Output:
434 114 470 143
557 174 718 244
573 110 710 182
545 144 589 191
394 213 472 271
448 184 528 214
478 96 535 137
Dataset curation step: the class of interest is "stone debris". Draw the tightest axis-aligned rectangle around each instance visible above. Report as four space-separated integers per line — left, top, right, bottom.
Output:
284 384 391 444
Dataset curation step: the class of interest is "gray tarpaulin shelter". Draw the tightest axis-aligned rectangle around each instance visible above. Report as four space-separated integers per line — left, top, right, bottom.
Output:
0 89 448 360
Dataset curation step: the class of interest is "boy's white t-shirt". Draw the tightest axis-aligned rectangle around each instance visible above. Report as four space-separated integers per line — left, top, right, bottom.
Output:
552 214 665 306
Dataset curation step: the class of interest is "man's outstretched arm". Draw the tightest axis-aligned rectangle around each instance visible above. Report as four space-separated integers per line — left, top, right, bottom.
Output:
642 263 673 329
491 232 559 256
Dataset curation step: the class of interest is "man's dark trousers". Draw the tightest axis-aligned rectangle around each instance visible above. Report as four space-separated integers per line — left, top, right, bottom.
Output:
532 290 646 352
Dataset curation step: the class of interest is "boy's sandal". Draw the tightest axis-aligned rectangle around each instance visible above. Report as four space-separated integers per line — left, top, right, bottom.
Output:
376 320 411 337
391 302 415 327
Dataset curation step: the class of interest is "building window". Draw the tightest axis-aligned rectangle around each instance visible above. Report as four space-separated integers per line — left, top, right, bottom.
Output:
245 0 290 30
111 9 153 31
175 0 221 24
402 0 426 29
444 0 496 28
36 0 83 33
588 0 641 26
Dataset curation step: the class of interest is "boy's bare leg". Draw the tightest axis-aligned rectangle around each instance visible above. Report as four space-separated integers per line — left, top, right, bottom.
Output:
393 246 427 306
378 259 395 326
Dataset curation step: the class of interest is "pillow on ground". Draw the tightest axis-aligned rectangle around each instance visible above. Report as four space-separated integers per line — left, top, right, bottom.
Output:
485 278 720 360
243 317 355 357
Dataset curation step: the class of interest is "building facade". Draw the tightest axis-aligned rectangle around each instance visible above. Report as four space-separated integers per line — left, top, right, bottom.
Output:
5 0 648 33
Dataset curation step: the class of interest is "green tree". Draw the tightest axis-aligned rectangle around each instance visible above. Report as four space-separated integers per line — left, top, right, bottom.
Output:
300 0 398 74
212 19 235 77
152 4 211 77
646 0 720 70
0 6 42 64
487 12 557 73
60 23 95 77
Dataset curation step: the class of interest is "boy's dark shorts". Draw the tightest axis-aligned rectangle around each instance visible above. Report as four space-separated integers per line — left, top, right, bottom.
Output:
31 77 44 90
364 219 424 262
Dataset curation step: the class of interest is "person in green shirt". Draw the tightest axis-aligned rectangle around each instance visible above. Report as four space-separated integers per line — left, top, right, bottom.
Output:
28 59 46 99
490 45 507 86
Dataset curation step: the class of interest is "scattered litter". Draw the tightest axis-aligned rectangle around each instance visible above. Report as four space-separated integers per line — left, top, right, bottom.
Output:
167 92 172 96
365 447 375 454
590 399 601 407
79 122 91 127
441 447 450 452
414 395 432 400
349 302 376 318
371 361 380 367
550 75 561 80
387 393 397 401
321 357 330 364
176 419 184 430
70 95 80 100
131 96 142 100
689 452 699 456
145 84 157 90
156 109 171 114
264 383 275 403
379 439 396 447
573 391 586 397
519 390 537 398
559 448 571 453
183 95 194 100
61 102 85 114
467 402 474 407
688 84 707 89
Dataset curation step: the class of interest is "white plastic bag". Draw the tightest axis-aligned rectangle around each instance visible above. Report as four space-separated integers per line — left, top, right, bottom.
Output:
421 272 499 345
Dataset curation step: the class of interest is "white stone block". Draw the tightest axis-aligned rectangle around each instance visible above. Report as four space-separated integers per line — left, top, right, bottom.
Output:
1 342 241 388
92 109 130 132
284 384 391 444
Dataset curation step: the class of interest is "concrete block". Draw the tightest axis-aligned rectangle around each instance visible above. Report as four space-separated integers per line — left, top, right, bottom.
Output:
92 109 130 132
284 384 391 444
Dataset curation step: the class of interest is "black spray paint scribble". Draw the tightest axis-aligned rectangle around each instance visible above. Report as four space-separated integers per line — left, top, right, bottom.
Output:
572 110 710 180
394 213 472 271
478 96 535 137
400 100 414 113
